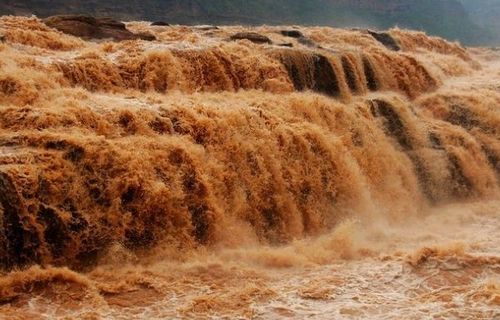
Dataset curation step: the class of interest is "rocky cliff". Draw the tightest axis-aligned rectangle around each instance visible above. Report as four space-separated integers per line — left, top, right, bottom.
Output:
0 0 496 45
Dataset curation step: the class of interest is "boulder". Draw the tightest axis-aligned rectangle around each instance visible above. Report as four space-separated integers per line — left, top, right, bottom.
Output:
367 30 401 51
43 15 156 41
195 25 219 31
136 32 156 41
280 29 320 48
230 32 272 44
151 21 170 26
280 30 304 38
297 36 319 48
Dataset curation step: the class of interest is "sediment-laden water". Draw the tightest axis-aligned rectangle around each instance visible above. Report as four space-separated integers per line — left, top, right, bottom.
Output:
0 16 499 319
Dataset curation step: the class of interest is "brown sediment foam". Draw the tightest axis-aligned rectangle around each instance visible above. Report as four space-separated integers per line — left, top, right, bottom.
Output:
14 27 443 100
0 265 98 306
0 16 499 272
408 244 500 269
389 28 472 62
368 98 485 203
0 91 498 269
0 16 84 50
0 170 40 269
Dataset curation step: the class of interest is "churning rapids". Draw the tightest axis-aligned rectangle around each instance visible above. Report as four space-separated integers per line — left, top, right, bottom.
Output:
0 16 499 319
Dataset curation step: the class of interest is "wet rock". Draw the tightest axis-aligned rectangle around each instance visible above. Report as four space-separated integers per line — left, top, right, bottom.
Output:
136 32 156 41
43 15 156 41
367 30 401 51
280 30 304 38
195 25 219 31
151 21 170 26
230 32 272 44
297 36 319 48
280 30 319 48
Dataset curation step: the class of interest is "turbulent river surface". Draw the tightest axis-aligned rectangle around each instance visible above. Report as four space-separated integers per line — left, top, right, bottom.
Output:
0 16 499 319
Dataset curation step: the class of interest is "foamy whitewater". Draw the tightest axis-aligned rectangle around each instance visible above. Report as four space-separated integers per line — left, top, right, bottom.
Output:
0 16 499 319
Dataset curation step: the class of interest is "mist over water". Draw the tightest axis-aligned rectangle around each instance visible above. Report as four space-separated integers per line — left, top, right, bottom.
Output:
0 16 499 319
